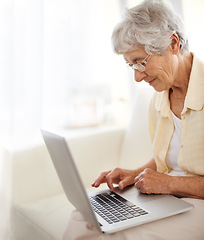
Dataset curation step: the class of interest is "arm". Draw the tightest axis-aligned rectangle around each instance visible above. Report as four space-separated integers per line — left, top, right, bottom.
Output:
169 176 204 199
92 157 156 191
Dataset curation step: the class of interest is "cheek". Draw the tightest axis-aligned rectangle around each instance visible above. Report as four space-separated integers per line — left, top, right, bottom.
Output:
157 58 176 81
148 67 173 91
150 65 173 83
147 64 163 77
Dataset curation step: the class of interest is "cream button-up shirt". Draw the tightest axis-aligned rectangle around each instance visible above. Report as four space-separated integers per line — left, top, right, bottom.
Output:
149 53 204 176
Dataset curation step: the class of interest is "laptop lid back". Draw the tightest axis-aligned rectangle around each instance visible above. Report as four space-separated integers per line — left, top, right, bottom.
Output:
41 130 101 232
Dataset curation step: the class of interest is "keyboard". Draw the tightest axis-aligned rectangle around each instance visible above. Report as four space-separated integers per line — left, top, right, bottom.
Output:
90 192 148 224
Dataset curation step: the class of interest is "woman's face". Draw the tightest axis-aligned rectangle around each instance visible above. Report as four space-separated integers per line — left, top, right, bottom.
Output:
123 47 178 92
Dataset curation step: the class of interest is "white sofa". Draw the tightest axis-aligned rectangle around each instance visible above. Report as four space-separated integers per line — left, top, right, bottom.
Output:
9 87 154 240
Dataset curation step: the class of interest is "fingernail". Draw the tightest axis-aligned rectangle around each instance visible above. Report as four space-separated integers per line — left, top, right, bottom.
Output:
119 183 123 190
94 181 100 187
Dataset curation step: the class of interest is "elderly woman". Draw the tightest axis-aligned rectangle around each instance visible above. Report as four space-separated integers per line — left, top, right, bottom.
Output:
64 0 204 239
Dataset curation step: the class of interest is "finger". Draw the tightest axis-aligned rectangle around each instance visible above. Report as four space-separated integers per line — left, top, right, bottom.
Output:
106 168 121 191
134 176 140 187
92 171 111 188
106 171 117 191
134 175 141 184
134 176 143 190
118 177 133 190
134 171 143 182
106 178 114 191
134 181 139 189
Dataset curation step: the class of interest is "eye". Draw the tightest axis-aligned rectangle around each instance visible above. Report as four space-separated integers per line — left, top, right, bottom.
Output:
126 62 133 67
140 62 146 66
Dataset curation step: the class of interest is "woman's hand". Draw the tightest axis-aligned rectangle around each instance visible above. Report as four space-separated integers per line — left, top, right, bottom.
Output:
134 168 172 194
92 168 138 191
135 169 204 199
92 166 204 199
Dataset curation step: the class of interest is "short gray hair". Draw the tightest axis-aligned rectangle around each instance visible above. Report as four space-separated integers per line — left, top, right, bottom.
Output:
112 0 189 55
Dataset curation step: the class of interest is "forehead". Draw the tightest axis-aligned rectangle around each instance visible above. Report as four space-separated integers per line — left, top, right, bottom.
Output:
122 47 147 63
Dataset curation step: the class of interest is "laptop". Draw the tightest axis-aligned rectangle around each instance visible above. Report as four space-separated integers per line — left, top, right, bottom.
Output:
41 129 193 234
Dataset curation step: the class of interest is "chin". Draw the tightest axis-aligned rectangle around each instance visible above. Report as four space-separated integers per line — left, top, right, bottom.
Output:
153 88 164 92
151 82 168 92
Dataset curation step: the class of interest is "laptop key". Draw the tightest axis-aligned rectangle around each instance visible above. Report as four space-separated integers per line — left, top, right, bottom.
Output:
90 192 149 224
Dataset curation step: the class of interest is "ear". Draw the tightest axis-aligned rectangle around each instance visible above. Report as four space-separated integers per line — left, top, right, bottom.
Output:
170 33 180 55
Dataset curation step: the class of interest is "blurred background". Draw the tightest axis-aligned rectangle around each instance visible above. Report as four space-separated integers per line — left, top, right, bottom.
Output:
0 0 204 142
0 0 204 238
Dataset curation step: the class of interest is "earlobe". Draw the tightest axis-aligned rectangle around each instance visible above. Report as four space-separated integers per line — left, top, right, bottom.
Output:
170 33 180 54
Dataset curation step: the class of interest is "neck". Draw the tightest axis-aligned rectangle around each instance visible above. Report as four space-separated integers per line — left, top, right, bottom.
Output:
170 52 193 98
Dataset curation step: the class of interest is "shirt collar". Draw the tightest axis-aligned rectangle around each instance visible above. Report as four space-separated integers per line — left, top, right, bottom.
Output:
154 90 171 118
182 53 204 114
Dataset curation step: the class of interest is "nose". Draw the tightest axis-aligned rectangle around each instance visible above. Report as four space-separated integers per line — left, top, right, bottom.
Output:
134 70 146 83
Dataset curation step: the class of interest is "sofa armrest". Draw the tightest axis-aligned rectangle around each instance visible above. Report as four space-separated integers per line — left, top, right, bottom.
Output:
9 141 64 205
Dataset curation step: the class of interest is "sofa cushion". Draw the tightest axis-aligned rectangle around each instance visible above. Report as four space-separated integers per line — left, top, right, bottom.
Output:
119 87 155 169
11 194 74 240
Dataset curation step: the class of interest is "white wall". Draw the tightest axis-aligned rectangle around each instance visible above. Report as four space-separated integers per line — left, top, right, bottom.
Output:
182 0 204 60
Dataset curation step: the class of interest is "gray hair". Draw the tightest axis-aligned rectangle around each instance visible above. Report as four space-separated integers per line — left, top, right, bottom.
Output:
112 0 189 55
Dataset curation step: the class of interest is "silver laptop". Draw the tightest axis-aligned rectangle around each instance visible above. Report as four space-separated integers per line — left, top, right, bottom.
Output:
41 129 193 234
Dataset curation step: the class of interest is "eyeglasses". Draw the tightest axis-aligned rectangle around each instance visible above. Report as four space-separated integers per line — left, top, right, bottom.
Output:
126 54 151 72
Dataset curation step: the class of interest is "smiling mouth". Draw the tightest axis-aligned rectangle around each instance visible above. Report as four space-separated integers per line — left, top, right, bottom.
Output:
148 78 156 85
